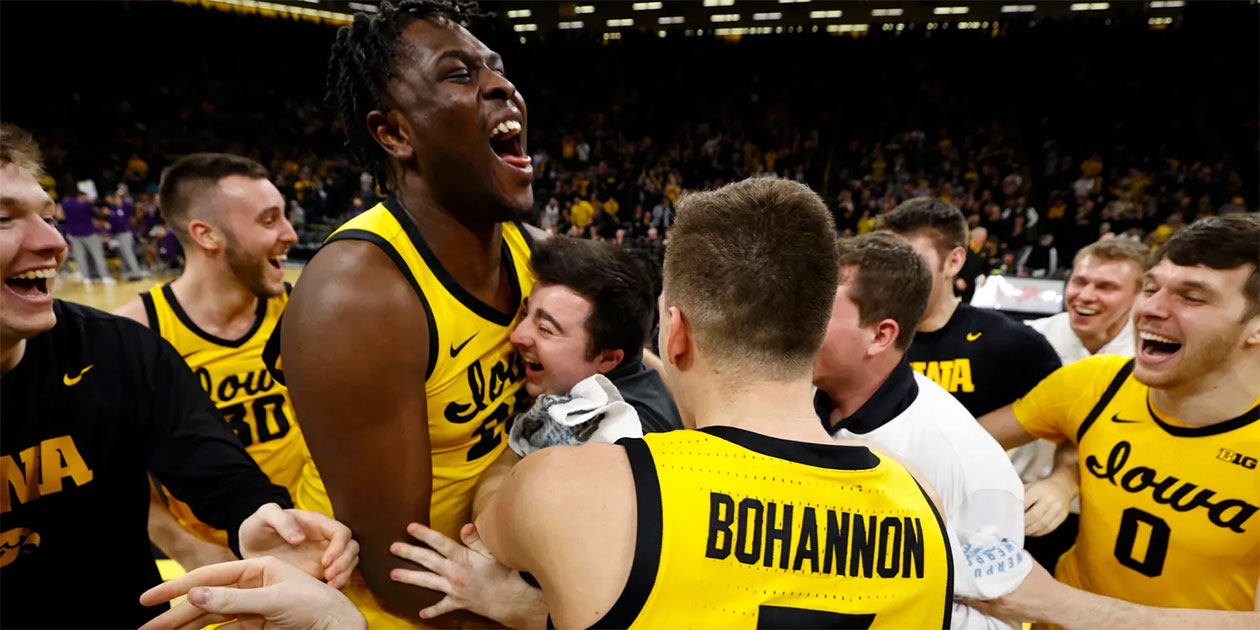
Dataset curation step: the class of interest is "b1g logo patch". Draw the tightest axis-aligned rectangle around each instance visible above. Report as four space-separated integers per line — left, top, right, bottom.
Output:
1217 448 1258 470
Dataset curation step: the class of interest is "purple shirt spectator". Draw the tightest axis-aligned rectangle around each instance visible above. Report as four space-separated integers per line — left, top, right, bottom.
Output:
61 197 98 237
158 229 183 260
106 202 135 236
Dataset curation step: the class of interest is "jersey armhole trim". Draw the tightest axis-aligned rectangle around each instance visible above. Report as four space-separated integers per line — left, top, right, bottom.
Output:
513 220 536 255
912 477 954 630
1074 359 1134 443
588 438 663 629
141 292 160 335
326 229 439 381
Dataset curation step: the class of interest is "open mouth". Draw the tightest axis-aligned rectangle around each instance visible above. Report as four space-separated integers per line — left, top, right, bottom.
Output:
489 120 531 171
1072 306 1100 317
4 268 56 299
268 254 286 270
1139 331 1182 360
523 355 544 376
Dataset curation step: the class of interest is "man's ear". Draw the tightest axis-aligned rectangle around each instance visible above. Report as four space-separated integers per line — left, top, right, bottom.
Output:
868 318 900 358
592 348 625 375
945 245 966 277
664 306 692 371
367 109 415 162
187 219 220 252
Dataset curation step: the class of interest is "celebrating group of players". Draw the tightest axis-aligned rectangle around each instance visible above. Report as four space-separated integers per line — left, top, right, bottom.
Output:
2 1 1257 628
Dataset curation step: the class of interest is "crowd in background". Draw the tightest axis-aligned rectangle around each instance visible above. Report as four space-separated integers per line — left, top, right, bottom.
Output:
6 1 1253 289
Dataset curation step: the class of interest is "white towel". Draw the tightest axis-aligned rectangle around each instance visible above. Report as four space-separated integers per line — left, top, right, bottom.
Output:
508 374 644 457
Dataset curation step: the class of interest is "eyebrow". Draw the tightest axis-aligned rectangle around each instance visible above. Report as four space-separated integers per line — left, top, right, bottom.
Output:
535 307 565 334
1144 273 1218 295
436 49 502 69
0 196 55 210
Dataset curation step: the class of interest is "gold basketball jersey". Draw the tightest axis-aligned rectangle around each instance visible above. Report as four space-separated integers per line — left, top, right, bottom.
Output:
293 199 536 628
143 283 307 546
1014 354 1260 611
592 427 953 630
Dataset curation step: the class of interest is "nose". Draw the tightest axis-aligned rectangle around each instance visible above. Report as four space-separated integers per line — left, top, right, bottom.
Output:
1077 282 1097 303
509 318 531 348
481 67 517 103
277 214 299 245
1134 287 1170 321
29 215 68 261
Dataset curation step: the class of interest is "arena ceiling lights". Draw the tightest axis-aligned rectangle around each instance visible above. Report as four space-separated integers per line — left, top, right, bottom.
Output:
606 18 634 27
933 6 970 15
702 0 735 7
558 20 584 29
658 16 685 24
1148 0 1183 7
753 12 783 21
506 9 530 19
710 13 740 22
574 5 596 14
809 10 844 19
1000 5 1036 13
1069 2 1109 10
632 2 663 11
871 8 903 17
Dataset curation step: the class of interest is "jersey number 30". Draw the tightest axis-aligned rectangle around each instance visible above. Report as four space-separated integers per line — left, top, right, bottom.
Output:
1113 507 1170 577
221 394 291 447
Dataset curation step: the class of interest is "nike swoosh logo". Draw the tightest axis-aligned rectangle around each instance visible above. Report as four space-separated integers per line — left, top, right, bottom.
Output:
450 333 478 358
966 332 983 342
63 364 94 386
1111 414 1141 424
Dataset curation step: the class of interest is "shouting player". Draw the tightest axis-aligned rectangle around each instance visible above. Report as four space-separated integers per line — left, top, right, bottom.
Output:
982 214 1260 620
115 154 309 570
272 0 544 624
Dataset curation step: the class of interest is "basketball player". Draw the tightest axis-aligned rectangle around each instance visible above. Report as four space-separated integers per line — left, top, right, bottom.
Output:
1018 238 1147 568
114 153 309 571
980 214 1260 618
880 198 1061 419
272 0 545 623
439 178 952 628
0 126 354 628
813 232 1027 630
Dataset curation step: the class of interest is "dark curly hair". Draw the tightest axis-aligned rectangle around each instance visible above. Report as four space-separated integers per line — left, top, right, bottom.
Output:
326 0 486 193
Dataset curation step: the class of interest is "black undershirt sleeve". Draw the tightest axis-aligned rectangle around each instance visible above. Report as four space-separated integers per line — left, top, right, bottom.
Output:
140 332 292 556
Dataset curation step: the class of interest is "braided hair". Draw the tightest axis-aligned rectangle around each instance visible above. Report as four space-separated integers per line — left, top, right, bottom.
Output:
326 0 486 193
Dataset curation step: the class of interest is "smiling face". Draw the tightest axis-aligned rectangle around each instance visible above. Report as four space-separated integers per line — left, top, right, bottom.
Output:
1065 255 1141 342
1 162 67 343
378 18 532 222
211 175 297 298
1133 258 1258 389
510 282 610 397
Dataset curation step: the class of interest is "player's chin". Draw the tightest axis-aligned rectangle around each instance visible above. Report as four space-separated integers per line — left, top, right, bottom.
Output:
0 309 57 341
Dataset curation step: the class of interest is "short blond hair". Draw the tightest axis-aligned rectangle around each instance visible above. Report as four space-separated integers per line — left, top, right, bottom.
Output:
1073 239 1148 287
0 123 46 179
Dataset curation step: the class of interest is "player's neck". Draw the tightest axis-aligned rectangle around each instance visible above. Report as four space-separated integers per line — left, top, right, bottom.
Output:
397 185 506 288
918 290 960 333
816 353 900 429
0 338 25 375
690 376 834 445
169 264 260 334
1150 352 1260 427
1078 312 1130 355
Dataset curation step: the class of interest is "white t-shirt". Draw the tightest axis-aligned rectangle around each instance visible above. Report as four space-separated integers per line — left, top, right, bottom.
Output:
817 364 1029 630
1016 312 1135 484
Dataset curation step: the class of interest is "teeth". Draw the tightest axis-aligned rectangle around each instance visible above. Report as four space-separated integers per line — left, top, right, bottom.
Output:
1140 332 1179 344
10 268 56 280
490 120 522 139
1075 307 1099 315
272 255 287 262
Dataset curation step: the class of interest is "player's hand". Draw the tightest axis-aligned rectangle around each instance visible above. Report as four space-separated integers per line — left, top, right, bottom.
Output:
389 522 547 626
963 556 1058 622
238 503 359 589
139 556 365 630
1023 474 1076 537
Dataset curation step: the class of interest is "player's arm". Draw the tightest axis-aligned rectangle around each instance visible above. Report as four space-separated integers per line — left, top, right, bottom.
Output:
973 560 1260 629
139 322 292 557
476 443 636 629
281 239 441 615
116 297 240 567
147 479 235 570
471 448 520 521
979 404 1037 450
